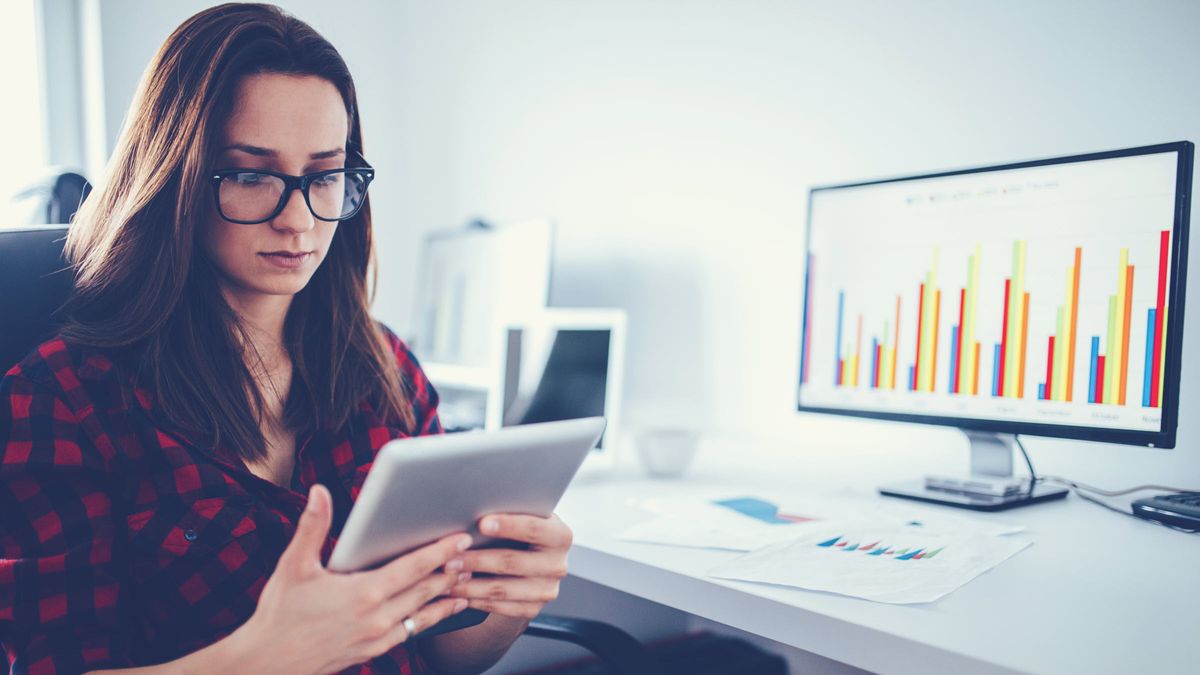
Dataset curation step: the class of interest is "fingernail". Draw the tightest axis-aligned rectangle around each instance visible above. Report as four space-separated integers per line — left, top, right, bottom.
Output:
481 518 498 534
458 572 471 584
446 558 464 572
454 598 468 612
457 535 472 551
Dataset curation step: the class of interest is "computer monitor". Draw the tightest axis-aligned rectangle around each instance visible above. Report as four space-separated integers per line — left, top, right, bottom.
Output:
797 142 1193 510
489 309 626 465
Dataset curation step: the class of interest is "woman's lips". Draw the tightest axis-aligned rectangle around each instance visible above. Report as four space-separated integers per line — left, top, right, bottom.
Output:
258 251 313 269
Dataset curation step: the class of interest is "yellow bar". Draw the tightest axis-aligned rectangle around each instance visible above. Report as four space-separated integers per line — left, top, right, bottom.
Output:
1157 304 1168 404
1005 241 1026 398
918 250 939 391
966 246 980 396
1053 267 1074 400
972 341 981 395
1017 292 1029 398
1109 249 1128 402
888 347 897 390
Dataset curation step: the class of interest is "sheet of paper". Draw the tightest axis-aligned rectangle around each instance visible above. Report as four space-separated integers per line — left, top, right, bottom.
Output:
617 502 816 551
617 492 1023 552
708 523 1032 604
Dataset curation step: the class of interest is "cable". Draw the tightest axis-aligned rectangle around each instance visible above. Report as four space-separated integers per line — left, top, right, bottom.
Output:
1039 475 1197 497
1013 435 1038 490
1013 435 1198 533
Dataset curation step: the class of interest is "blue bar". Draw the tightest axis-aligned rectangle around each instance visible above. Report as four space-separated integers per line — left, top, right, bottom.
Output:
896 549 925 561
948 325 959 393
1143 309 1155 407
835 291 844 386
908 365 915 391
992 344 1002 397
1038 383 1045 400
870 338 878 389
817 536 842 547
1088 336 1100 403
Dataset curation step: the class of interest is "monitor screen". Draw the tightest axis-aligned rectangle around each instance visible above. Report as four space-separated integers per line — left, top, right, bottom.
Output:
502 327 613 449
798 143 1192 447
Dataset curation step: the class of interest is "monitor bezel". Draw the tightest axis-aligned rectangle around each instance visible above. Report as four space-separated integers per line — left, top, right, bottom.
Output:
797 141 1193 449
487 308 627 464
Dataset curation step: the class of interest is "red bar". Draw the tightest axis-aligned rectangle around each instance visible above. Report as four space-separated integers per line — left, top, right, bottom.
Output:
930 290 942 391
914 283 925 390
1151 231 1169 407
998 279 1011 396
1044 336 1056 400
954 288 966 394
837 359 844 385
892 296 901 390
1096 355 1106 403
1119 265 1134 405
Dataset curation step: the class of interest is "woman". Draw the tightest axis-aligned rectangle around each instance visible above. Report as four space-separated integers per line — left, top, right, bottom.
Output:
0 4 572 674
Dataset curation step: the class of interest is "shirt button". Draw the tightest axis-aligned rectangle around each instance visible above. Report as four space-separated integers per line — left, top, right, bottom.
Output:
184 529 198 542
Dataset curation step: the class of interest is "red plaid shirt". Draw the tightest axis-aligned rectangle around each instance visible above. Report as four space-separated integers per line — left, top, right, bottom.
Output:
0 327 443 674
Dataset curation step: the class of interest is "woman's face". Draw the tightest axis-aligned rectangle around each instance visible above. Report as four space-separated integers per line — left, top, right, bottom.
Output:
202 73 349 303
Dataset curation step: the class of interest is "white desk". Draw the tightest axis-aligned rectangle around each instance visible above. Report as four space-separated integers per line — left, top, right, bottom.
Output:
556 431 1200 675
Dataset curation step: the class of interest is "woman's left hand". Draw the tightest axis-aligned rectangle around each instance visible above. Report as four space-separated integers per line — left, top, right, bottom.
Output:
448 513 573 619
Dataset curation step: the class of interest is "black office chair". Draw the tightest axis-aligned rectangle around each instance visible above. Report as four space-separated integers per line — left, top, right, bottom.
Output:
8 170 92 226
0 225 657 675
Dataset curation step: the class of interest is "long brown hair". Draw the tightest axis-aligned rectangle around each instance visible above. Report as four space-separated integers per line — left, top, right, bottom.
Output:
63 3 414 462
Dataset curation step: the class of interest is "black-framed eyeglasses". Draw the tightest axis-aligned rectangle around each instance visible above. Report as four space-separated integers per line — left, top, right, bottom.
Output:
209 156 375 224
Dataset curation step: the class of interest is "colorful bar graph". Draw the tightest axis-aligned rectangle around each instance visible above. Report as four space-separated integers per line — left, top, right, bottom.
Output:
813 232 1172 412
816 535 946 561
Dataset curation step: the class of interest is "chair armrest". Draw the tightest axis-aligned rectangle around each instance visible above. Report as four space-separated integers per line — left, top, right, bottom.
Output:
523 613 658 675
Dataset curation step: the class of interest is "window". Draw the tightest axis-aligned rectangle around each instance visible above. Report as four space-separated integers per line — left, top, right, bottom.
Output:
0 0 46 223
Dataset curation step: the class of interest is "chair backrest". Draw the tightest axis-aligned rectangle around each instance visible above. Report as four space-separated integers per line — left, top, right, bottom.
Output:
0 226 73 373
9 171 92 225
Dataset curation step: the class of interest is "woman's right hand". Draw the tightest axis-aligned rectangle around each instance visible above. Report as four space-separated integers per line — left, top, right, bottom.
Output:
230 484 473 675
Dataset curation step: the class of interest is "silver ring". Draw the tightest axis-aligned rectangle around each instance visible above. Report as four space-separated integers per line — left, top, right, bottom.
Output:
402 616 417 637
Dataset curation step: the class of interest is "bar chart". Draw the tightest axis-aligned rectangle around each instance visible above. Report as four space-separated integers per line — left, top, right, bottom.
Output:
799 150 1180 433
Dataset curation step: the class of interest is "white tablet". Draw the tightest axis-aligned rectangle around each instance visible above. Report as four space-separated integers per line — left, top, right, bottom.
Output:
328 416 606 573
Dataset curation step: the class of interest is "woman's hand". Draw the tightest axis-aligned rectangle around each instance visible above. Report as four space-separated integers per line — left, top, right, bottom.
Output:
230 484 473 675
448 513 573 619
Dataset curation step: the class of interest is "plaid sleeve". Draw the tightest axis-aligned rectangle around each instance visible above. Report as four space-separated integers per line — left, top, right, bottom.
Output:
377 325 443 437
0 374 132 674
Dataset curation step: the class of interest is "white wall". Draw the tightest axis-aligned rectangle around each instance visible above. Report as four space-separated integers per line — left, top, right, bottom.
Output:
92 0 1200 477
82 0 1200 668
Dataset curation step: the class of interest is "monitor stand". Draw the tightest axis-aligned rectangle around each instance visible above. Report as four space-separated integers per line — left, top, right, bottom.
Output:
878 430 1069 512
